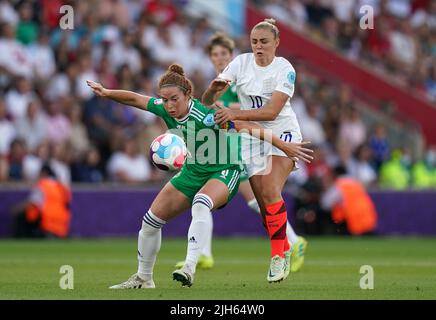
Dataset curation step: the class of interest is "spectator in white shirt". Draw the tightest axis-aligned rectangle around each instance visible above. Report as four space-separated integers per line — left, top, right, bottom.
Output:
4 76 35 120
0 0 18 25
285 0 308 30
75 54 98 101
15 99 48 152
0 23 33 78
46 101 72 145
107 138 152 183
50 142 72 186
23 140 51 182
108 29 142 74
0 98 16 156
46 63 78 102
389 19 418 73
28 32 56 81
299 101 327 146
411 0 436 30
338 107 367 152
350 144 377 187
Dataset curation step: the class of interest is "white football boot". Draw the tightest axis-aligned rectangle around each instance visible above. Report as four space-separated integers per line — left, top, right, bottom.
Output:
267 255 286 283
109 273 155 289
172 264 195 287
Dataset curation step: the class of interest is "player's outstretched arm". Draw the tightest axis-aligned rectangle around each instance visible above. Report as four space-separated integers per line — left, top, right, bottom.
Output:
86 80 150 111
202 78 230 106
233 120 314 163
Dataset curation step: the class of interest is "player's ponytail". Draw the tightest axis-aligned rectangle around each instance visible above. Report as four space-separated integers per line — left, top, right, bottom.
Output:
159 63 194 96
253 18 280 39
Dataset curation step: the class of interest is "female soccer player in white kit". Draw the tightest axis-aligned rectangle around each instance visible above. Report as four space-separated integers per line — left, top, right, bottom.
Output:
203 19 308 282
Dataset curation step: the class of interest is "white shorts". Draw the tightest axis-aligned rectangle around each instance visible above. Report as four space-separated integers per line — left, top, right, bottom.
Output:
241 131 302 178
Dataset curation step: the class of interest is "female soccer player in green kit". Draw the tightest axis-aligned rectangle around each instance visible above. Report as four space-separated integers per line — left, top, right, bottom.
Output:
176 32 308 273
87 64 313 288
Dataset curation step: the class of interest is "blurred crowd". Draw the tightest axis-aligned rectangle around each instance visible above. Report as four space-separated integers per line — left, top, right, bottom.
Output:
0 0 218 186
285 63 436 191
0 0 435 190
254 0 436 101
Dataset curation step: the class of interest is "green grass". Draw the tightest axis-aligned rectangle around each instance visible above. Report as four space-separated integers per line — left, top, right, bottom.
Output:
0 237 435 299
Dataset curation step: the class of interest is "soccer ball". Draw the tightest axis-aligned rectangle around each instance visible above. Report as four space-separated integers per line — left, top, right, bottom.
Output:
149 133 187 171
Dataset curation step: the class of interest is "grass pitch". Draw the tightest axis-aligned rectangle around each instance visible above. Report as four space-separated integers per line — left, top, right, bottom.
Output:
0 237 435 300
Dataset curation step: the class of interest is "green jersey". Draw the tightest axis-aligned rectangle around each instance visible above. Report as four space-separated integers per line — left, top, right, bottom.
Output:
147 97 241 174
216 84 250 182
218 84 239 107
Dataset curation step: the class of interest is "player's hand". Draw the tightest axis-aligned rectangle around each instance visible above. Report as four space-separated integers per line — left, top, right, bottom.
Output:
214 103 236 124
281 141 314 164
86 80 108 97
209 78 230 92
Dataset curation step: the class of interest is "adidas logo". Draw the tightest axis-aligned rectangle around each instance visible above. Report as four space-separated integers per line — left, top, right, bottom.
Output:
189 236 197 243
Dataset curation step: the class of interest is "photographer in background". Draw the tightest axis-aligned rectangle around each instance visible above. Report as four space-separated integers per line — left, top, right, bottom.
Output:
12 163 71 238
320 165 378 236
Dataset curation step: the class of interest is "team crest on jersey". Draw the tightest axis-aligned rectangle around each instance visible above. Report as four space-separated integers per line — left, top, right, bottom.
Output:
154 98 163 105
287 71 296 84
202 113 215 127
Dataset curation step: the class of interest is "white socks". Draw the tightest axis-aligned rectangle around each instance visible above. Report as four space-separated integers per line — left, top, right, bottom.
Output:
247 198 261 214
248 197 299 245
137 210 166 281
185 193 214 272
201 218 213 257
286 221 299 245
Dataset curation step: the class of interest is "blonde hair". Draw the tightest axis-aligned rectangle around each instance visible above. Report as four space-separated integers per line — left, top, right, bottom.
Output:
158 64 193 95
252 18 280 39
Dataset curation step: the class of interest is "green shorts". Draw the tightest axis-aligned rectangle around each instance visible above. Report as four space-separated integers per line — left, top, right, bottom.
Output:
170 166 241 205
239 163 249 182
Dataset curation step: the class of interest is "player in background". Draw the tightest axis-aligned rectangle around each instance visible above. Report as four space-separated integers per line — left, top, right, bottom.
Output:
203 19 308 282
87 64 313 288
175 32 305 273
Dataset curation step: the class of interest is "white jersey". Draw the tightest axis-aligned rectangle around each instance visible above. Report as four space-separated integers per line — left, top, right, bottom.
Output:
219 53 301 139
218 53 302 175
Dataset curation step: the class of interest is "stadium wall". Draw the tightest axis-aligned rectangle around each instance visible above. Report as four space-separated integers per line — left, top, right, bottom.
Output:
1 188 436 237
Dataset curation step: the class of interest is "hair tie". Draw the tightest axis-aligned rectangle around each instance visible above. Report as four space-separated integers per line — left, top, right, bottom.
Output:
160 84 187 92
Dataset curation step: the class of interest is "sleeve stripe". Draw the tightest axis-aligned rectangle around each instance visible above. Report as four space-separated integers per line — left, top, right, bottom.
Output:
190 113 203 122
191 108 205 118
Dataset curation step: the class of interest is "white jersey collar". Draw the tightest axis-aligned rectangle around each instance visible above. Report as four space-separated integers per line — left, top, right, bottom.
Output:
174 99 194 123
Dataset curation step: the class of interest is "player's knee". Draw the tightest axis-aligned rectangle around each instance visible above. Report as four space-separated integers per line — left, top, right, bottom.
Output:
260 186 281 203
141 210 166 234
192 193 214 220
